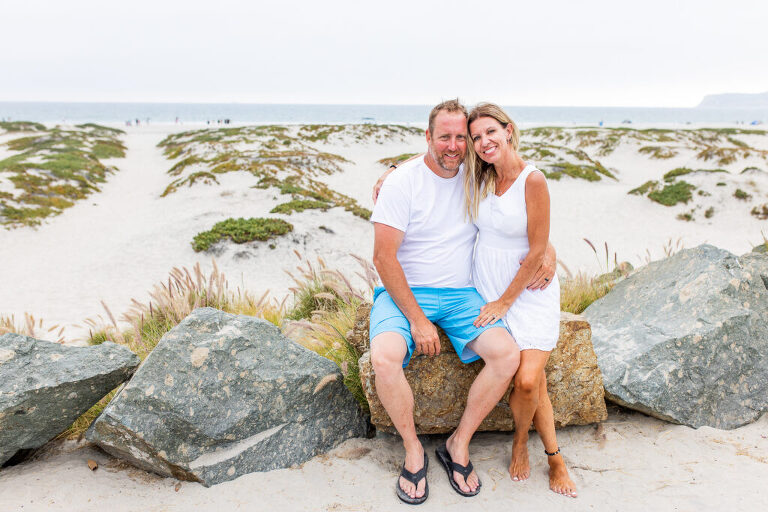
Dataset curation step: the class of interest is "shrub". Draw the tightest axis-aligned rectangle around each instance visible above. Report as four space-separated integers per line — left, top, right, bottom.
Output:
751 204 768 220
270 199 330 215
648 181 695 206
191 217 293 252
734 188 751 200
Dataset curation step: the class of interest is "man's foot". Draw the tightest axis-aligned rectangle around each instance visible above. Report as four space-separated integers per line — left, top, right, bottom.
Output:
548 456 577 498
443 435 480 494
508 436 530 481
398 446 427 502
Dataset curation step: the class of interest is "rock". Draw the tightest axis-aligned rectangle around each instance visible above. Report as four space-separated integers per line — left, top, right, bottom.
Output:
352 304 606 434
0 334 139 466
584 244 768 429
87 307 366 486
595 261 634 286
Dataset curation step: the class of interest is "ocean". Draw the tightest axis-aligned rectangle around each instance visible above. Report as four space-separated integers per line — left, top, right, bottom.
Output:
1 102 767 127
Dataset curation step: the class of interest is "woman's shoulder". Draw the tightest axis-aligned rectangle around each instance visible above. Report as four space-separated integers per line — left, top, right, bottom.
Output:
523 165 549 197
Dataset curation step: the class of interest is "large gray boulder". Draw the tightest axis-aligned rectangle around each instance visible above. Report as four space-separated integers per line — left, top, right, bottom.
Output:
87 307 366 486
584 244 768 429
0 334 140 466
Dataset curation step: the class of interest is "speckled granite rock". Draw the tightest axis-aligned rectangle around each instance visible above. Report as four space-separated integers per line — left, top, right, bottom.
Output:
352 304 606 434
584 244 768 429
0 334 139 466
86 307 366 486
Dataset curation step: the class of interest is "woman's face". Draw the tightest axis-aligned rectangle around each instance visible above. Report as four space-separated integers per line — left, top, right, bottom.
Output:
469 116 512 164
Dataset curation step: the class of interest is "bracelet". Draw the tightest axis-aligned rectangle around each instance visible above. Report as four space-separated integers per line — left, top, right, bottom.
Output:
389 164 397 169
544 447 560 456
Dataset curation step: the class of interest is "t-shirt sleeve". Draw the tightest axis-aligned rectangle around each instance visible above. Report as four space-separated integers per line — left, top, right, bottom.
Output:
370 178 410 232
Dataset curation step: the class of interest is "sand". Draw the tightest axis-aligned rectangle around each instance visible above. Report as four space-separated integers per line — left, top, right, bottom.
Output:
1 122 767 510
1 408 767 511
1 123 766 341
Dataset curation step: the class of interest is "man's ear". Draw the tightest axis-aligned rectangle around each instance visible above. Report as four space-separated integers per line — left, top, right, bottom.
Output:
426 129 432 145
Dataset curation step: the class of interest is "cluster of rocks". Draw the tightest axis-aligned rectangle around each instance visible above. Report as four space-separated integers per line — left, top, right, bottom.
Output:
1 308 366 486
3 243 766 485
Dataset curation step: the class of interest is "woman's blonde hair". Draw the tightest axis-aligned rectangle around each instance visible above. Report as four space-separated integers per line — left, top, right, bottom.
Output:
463 103 520 221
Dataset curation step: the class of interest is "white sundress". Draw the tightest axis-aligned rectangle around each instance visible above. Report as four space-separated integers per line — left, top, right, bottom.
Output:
472 164 560 351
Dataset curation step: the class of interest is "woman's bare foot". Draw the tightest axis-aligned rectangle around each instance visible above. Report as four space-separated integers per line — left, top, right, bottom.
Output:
548 456 577 498
508 436 530 481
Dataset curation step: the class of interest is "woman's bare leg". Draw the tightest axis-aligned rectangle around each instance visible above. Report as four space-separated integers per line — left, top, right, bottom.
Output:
531 369 578 498
508 349 550 481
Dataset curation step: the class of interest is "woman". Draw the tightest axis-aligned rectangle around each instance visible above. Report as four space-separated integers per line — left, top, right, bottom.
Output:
465 103 577 498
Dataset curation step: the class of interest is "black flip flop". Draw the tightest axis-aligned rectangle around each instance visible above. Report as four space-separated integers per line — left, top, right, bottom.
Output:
435 444 481 497
396 452 429 505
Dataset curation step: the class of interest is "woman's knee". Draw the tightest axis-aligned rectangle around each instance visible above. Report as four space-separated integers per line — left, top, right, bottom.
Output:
513 371 541 397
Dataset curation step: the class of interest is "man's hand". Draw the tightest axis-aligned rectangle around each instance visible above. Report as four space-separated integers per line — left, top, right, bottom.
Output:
526 242 557 290
411 317 440 356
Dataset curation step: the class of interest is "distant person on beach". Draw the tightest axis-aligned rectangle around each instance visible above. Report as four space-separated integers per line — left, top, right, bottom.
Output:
372 100 577 500
369 99 558 504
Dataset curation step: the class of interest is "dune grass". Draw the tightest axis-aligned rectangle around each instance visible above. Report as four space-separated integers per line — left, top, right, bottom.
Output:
66 253 376 437
191 217 293 252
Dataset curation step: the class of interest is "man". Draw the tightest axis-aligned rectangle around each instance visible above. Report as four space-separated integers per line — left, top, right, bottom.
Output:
370 99 556 504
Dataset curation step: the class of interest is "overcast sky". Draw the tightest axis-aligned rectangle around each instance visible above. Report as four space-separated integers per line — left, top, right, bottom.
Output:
1 0 766 107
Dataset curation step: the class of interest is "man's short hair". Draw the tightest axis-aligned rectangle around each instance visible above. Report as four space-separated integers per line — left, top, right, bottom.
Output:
428 99 468 133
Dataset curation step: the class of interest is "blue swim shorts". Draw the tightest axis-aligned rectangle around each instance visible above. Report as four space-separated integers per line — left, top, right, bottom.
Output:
369 286 506 367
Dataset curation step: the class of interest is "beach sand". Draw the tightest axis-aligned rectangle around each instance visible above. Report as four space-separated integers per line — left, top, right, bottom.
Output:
1 407 767 511
1 123 766 341
1 122 767 510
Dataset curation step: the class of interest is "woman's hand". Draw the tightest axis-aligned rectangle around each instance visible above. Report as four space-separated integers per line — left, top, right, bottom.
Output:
473 300 511 327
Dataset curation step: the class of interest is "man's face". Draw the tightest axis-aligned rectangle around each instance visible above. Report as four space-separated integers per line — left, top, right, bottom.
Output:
426 111 467 172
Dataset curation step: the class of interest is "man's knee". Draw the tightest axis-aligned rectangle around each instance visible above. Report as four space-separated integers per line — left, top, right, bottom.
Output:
370 332 407 376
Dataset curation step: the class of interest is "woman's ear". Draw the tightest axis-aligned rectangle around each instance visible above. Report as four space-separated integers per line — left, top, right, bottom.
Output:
506 123 514 143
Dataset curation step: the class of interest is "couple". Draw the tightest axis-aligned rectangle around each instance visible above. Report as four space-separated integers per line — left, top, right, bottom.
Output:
369 100 576 504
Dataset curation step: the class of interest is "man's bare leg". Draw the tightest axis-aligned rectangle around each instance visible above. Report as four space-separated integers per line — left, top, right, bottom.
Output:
531 369 578 497
370 332 425 500
445 327 520 493
508 349 550 481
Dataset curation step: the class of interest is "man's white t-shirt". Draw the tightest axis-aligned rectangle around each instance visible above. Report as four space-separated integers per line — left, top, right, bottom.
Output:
371 155 477 288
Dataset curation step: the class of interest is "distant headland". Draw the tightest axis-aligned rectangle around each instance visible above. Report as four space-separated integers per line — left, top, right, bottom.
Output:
697 91 768 108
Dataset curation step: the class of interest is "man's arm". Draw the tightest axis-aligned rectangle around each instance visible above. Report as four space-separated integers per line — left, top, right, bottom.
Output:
373 223 440 356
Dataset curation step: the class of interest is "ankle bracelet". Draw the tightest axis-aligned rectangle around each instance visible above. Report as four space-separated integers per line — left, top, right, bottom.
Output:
544 447 560 456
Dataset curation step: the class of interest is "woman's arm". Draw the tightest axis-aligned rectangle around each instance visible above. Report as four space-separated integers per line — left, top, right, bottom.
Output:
474 171 551 327
372 153 425 203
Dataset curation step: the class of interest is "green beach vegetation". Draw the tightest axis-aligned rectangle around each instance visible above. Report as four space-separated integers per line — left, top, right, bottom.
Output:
751 204 768 220
522 126 768 165
378 153 419 167
270 199 330 215
157 125 374 220
0 123 126 227
191 217 293 252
